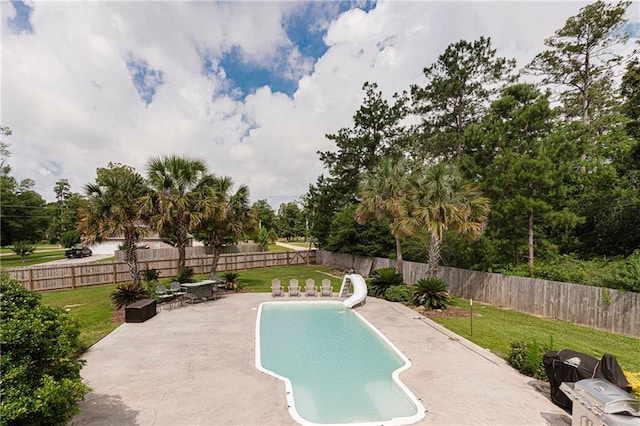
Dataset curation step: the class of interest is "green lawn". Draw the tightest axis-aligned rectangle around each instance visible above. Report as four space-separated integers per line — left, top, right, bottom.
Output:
41 283 119 350
0 249 67 268
267 244 290 252
429 297 640 373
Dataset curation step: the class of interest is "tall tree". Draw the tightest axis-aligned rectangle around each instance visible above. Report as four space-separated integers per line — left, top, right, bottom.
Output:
621 58 640 141
0 128 48 246
464 84 579 269
411 36 516 162
196 176 257 279
78 164 149 283
276 202 302 241
140 155 209 277
251 199 277 236
355 156 411 274
319 82 408 201
527 0 633 127
400 162 490 276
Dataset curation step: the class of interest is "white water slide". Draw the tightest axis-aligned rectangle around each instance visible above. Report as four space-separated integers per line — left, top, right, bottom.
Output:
339 273 367 308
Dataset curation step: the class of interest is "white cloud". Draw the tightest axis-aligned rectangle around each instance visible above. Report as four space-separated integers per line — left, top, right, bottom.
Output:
3 0 635 210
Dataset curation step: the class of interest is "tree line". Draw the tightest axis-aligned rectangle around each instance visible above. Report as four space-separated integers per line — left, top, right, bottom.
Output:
304 0 639 284
0 141 315 278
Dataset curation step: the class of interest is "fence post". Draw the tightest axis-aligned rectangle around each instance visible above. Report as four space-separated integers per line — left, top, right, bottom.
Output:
71 265 76 289
28 268 34 291
113 263 117 284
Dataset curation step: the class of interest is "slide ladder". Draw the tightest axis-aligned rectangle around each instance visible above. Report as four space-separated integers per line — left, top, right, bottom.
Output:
341 273 367 308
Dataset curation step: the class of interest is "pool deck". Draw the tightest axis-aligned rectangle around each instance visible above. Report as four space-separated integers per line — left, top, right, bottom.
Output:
70 293 571 426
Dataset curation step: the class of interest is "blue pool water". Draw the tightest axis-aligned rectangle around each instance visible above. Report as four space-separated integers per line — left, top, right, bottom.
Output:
255 301 425 426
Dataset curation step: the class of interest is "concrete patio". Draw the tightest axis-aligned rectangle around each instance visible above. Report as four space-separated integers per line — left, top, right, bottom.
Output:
70 293 570 426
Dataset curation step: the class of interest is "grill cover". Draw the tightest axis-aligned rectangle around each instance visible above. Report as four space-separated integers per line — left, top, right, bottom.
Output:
543 349 631 411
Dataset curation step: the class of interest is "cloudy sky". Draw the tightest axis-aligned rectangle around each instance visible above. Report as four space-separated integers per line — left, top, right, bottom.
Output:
2 1 638 208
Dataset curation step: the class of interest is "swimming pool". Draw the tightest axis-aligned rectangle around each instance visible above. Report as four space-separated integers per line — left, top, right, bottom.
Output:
255 301 426 426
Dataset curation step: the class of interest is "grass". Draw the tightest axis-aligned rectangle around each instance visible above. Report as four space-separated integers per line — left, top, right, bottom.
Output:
429 297 640 373
231 264 342 292
267 244 290 252
0 249 67 268
40 283 119 350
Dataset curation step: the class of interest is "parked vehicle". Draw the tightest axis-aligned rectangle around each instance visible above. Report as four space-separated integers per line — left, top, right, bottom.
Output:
65 246 93 259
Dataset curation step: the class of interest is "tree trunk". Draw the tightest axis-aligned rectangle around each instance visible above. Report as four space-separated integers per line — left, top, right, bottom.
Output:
209 243 221 280
176 226 188 277
427 231 442 276
528 211 534 276
124 236 139 283
395 234 403 275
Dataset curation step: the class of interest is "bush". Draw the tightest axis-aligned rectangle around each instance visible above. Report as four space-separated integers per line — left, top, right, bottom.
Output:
221 272 240 290
176 267 194 283
60 230 81 249
141 268 160 284
0 275 90 425
384 285 413 304
368 267 403 297
412 277 451 309
110 282 149 309
508 339 552 380
600 251 640 292
11 240 37 262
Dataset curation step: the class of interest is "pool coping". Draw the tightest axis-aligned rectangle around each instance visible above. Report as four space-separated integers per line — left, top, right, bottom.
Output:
255 300 427 426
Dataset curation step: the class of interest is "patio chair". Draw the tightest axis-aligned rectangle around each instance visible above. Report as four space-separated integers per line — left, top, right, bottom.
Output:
304 278 317 296
320 279 332 297
155 283 175 308
271 279 284 297
169 281 186 308
289 279 301 297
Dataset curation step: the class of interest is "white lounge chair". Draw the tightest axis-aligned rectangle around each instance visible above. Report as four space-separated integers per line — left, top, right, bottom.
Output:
320 279 332 297
271 279 284 297
304 278 317 296
289 279 301 296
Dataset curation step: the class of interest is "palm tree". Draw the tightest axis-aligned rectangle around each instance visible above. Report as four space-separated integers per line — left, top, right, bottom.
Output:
400 162 490 276
140 155 209 277
78 165 149 283
197 176 257 279
355 156 410 274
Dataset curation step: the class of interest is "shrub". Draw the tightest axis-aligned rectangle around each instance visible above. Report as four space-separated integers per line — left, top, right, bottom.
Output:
625 371 640 398
140 268 160 284
176 267 194 283
384 285 413 304
60 230 81 249
508 339 552 380
0 275 90 425
222 272 240 290
600 251 640 292
11 240 37 262
412 277 451 309
110 282 149 309
368 267 403 297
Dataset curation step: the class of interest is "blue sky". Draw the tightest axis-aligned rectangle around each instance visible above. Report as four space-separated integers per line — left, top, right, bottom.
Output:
2 1 638 207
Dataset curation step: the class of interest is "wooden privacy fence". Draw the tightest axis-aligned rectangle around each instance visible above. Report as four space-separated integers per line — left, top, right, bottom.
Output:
317 250 640 338
6 250 315 292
